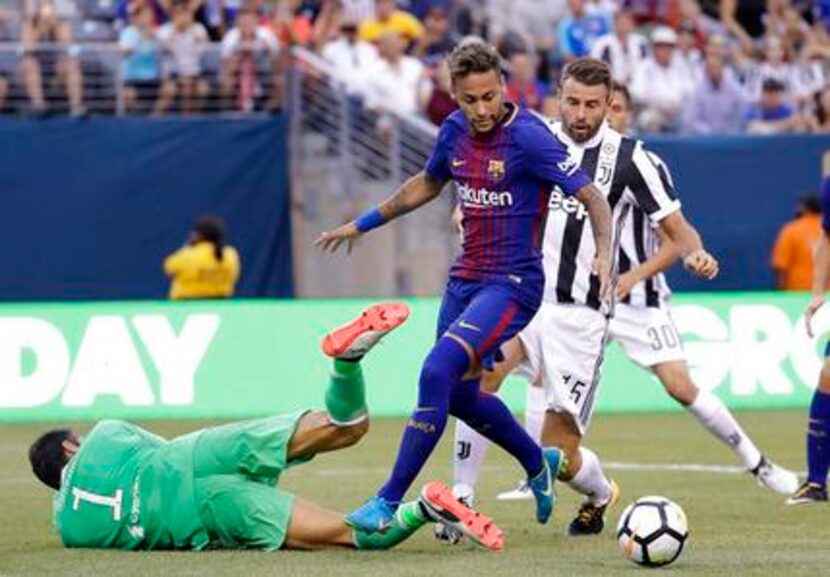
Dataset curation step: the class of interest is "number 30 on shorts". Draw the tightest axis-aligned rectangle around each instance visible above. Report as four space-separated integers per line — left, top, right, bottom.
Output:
646 324 679 351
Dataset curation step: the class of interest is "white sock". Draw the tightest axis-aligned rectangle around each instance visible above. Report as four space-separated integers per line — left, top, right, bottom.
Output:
524 385 546 444
567 447 612 505
687 389 762 470
452 419 489 502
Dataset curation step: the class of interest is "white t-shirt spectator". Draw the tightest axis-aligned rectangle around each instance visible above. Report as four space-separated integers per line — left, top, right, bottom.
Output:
365 55 425 116
590 31 648 84
157 22 208 78
630 56 694 114
322 36 380 96
221 26 279 59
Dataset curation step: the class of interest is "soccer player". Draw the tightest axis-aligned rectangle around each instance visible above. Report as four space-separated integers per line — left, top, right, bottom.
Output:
316 42 614 533
446 59 726 540
28 303 505 552
792 172 830 504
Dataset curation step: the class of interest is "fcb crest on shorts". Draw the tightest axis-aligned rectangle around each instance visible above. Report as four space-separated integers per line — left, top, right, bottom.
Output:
488 159 506 181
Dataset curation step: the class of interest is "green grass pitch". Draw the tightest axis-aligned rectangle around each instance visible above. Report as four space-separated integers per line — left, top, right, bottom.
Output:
2 410 829 576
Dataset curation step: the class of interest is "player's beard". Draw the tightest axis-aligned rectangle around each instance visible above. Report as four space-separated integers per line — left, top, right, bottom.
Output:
565 117 603 143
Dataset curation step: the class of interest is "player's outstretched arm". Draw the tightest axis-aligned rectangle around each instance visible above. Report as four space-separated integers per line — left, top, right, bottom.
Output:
806 230 830 338
315 171 446 253
617 227 682 300
657 211 719 279
575 183 613 298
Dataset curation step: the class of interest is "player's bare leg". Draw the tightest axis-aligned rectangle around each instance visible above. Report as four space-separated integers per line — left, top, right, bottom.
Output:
287 411 369 461
652 360 798 495
542 410 618 536
283 497 357 550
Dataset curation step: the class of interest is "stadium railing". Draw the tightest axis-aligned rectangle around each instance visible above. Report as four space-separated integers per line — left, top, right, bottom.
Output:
288 46 457 298
0 41 275 115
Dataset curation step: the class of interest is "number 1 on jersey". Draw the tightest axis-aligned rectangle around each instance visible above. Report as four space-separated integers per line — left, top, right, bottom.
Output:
71 487 123 521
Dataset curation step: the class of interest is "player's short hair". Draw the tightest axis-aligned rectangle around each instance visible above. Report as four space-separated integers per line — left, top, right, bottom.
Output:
29 429 73 490
447 41 502 83
611 81 632 109
560 58 612 94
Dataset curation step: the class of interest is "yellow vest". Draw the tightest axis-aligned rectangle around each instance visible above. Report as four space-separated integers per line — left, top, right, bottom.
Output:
164 241 240 300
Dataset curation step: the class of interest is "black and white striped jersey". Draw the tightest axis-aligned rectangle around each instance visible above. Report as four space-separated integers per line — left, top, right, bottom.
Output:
617 151 675 308
539 120 681 310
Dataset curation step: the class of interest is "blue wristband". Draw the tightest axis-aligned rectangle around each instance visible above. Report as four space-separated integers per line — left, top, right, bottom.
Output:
355 207 385 233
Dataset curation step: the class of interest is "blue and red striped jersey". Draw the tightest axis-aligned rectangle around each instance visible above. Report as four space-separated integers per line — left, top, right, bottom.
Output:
425 103 590 304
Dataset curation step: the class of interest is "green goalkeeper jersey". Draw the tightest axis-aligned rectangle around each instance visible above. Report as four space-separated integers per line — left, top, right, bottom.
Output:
53 420 211 550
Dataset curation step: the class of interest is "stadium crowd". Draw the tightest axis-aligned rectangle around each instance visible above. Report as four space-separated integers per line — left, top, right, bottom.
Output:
0 0 828 130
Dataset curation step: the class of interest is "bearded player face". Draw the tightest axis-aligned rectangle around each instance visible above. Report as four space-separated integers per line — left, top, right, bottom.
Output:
558 77 611 143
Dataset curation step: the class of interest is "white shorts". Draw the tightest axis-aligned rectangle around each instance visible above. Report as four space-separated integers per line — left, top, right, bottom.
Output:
516 302 608 435
608 303 685 368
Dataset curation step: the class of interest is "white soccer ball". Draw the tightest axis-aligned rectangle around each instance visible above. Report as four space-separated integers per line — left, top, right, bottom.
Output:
616 495 689 567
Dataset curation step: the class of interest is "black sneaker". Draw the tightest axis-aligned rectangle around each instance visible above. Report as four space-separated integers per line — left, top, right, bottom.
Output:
567 479 619 536
785 481 828 505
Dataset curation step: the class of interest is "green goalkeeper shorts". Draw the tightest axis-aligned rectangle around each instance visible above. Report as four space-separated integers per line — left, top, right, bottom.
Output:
191 411 312 550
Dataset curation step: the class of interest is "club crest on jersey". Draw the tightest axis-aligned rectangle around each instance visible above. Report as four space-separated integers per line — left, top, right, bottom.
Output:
597 161 614 186
487 159 506 181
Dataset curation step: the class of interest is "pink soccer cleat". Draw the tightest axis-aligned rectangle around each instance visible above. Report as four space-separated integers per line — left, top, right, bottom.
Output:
419 481 505 552
321 302 410 360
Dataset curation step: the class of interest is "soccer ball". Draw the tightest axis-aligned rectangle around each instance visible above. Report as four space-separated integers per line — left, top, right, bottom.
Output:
616 496 689 567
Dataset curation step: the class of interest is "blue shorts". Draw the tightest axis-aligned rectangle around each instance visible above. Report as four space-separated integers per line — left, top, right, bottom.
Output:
436 278 540 370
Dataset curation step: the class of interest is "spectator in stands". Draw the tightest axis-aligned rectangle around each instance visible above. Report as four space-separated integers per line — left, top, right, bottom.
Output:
675 20 703 79
557 0 609 63
682 37 745 134
164 216 241 300
484 0 565 62
420 57 456 125
621 0 679 27
589 9 648 85
719 0 766 52
771 194 823 291
744 35 802 106
116 0 167 29
630 26 693 133
413 3 454 67
364 31 425 116
220 6 281 112
320 13 380 96
20 0 85 116
807 85 830 133
504 50 550 112
744 77 803 134
156 0 210 114
119 2 163 114
677 0 725 40
272 0 315 49
359 0 424 45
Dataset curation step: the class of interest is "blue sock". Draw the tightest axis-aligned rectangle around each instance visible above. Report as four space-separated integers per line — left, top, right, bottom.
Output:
377 337 470 504
807 389 830 486
450 378 544 479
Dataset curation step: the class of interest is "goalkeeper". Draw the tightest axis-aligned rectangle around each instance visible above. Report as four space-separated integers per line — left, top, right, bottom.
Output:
29 303 504 552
